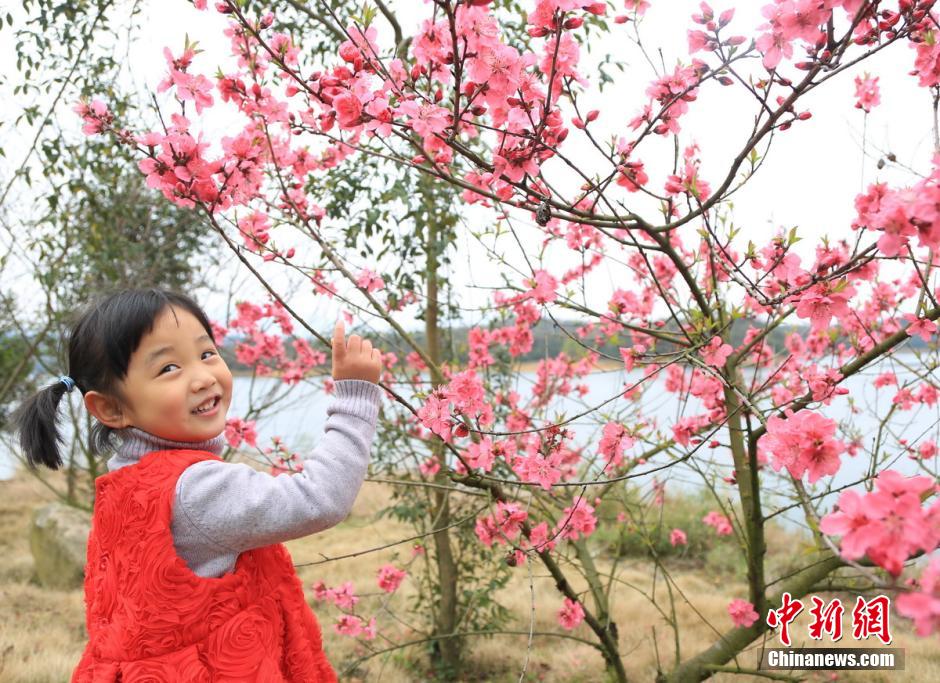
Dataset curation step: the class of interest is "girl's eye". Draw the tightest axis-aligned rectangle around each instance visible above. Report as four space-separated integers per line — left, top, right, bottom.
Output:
159 351 219 375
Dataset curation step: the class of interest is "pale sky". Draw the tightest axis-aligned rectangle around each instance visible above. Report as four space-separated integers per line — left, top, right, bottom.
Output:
2 0 935 336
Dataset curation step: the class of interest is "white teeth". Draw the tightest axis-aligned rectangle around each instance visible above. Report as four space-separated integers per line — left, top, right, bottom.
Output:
193 397 218 413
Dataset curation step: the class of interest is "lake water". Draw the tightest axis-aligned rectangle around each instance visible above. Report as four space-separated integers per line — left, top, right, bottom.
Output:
2 361 937 529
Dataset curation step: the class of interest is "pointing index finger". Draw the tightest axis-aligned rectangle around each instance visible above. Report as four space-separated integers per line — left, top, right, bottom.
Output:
333 320 345 353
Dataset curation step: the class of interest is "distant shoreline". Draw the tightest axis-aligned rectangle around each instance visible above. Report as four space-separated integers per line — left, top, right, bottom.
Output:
229 357 625 379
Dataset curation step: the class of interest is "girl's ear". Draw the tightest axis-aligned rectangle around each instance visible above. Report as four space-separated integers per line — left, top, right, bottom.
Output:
83 391 129 429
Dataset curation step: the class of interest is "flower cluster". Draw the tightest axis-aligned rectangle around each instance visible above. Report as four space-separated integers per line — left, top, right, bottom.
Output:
376 564 407 594
703 511 733 536
417 369 494 443
224 416 258 449
820 470 938 576
226 299 326 383
853 154 940 258
757 409 846 484
896 555 940 636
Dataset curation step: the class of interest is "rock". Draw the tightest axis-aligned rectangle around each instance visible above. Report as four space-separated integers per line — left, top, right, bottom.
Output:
30 502 90 590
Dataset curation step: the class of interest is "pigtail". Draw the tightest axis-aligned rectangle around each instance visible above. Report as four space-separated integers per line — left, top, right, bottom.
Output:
10 378 78 471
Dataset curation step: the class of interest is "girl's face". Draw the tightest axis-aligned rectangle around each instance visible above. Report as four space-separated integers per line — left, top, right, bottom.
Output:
84 305 233 442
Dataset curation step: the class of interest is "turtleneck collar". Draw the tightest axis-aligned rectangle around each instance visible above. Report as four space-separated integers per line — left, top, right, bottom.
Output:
107 426 226 471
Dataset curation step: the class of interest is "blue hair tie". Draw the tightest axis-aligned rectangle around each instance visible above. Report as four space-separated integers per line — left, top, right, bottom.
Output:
59 375 75 393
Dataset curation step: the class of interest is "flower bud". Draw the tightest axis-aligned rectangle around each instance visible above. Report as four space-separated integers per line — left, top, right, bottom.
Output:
563 17 584 29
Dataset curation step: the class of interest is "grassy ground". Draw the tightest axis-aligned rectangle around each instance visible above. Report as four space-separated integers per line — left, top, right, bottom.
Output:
0 468 936 682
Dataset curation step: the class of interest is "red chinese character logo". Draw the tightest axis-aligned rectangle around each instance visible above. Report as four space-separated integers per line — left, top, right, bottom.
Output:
852 595 891 645
766 591 805 646
808 596 844 642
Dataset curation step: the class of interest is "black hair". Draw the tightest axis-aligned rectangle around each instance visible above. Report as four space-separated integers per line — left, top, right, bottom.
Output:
10 288 217 471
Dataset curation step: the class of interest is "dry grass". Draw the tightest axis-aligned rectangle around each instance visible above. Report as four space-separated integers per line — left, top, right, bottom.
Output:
0 468 936 683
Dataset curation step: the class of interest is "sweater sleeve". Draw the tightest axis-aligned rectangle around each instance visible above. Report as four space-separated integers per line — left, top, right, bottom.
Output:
173 379 382 555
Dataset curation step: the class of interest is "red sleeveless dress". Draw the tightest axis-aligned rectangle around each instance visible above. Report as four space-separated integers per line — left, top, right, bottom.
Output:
71 449 337 682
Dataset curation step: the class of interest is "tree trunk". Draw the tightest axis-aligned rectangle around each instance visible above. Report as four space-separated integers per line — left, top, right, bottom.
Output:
425 208 461 678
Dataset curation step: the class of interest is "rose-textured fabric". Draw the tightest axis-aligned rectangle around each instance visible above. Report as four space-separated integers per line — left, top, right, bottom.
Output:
71 448 337 682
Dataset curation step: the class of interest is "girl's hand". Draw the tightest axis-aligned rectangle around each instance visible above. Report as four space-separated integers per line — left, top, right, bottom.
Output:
332 320 382 383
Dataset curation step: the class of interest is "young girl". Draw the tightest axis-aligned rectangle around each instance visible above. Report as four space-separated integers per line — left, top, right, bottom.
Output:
11 287 383 681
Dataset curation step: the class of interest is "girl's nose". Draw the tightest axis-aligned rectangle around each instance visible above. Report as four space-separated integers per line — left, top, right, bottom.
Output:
192 370 218 390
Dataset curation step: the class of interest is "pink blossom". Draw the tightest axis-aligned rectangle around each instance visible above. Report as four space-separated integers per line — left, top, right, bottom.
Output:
755 29 792 70
758 410 845 484
821 471 938 577
467 43 522 96
902 313 938 342
557 597 585 630
417 391 453 442
670 528 688 546
616 161 649 192
464 436 497 471
224 417 258 448
364 95 394 137
913 37 940 88
688 29 711 54
326 581 360 609
237 211 271 253
158 46 214 114
333 92 364 129
377 564 407 593
728 599 759 628
672 414 709 447
703 511 733 536
395 99 450 138
854 73 880 113
310 580 330 601
514 450 564 491
701 336 733 368
419 456 441 477
356 268 385 292
73 98 112 135
445 369 487 416
598 422 635 467
557 498 597 541
475 501 529 547
334 614 375 639
528 521 557 554
624 0 650 17
819 490 877 560
896 556 940 636
528 269 558 304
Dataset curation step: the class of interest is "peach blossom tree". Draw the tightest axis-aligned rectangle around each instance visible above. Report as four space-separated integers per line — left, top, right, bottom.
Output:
76 0 940 679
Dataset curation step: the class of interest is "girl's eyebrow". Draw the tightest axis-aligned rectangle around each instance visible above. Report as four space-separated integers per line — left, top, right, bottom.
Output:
146 334 214 366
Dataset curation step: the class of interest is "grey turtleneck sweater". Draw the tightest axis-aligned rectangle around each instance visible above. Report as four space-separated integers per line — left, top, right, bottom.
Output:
107 379 382 578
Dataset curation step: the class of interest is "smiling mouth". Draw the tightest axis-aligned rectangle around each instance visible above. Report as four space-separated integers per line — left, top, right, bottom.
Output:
192 396 221 415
